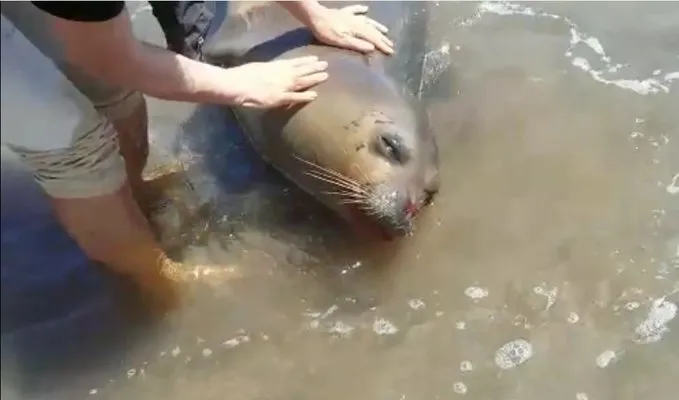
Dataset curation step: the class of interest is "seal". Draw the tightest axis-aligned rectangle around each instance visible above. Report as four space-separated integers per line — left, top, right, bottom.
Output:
205 1 440 239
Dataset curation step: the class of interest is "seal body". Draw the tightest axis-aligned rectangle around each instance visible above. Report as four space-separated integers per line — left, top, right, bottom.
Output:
205 2 440 238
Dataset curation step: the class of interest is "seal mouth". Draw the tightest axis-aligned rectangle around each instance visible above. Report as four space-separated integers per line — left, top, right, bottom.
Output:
345 205 407 241
296 157 435 240
362 183 439 240
344 194 426 241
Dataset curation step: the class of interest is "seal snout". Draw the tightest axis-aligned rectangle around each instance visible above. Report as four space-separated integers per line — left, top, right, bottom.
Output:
364 183 420 238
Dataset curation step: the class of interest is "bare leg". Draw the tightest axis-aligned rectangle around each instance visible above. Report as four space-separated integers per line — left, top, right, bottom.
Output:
96 96 240 301
104 94 184 212
107 94 203 250
94 95 190 311
2 15 187 315
15 96 187 313
10 91 234 315
49 182 183 313
108 94 153 210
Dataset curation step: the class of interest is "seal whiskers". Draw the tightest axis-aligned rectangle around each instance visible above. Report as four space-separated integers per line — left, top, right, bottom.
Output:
296 156 370 207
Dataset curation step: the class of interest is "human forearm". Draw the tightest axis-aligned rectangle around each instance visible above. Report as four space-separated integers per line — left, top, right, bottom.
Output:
49 4 327 109
51 8 247 106
124 42 246 105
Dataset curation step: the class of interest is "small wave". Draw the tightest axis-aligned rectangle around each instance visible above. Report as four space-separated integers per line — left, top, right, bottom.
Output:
464 1 678 96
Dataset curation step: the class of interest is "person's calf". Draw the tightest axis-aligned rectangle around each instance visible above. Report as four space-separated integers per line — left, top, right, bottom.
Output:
102 89 210 251
107 93 151 211
49 182 186 314
96 91 191 222
10 115 185 314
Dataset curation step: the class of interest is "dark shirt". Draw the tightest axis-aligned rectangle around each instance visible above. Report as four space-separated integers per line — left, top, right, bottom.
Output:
29 1 213 60
32 1 125 22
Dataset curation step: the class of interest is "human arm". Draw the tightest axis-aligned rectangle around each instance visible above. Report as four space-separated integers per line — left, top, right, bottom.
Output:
32 1 328 107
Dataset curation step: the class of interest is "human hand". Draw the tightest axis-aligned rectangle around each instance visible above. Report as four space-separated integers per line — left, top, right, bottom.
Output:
231 56 329 108
308 4 395 55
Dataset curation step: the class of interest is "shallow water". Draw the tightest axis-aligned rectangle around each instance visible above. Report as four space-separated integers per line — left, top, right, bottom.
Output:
1 1 678 400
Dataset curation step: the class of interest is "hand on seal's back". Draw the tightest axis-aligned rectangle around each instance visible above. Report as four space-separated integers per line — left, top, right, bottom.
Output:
231 56 329 108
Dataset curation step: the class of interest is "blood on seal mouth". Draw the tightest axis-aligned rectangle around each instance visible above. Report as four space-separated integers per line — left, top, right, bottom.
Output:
344 197 422 241
405 199 420 218
345 205 397 241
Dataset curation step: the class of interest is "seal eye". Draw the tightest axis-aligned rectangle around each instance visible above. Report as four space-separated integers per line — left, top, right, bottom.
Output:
376 133 408 164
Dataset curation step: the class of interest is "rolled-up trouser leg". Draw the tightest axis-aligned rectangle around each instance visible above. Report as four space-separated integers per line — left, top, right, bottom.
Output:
1 14 131 199
1 8 183 314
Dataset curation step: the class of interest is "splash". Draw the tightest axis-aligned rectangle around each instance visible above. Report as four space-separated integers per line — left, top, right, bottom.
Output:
633 297 677 344
408 298 427 310
567 312 580 324
460 360 474 372
327 320 355 338
465 1 678 96
533 284 559 311
222 334 251 348
595 349 618 368
464 286 489 300
494 338 534 370
667 173 679 195
452 381 468 395
373 317 399 335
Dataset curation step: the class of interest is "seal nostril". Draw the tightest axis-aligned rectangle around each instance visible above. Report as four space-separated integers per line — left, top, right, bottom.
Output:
364 184 415 236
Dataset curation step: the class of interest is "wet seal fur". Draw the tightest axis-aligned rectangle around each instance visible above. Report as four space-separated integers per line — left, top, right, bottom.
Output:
204 1 440 239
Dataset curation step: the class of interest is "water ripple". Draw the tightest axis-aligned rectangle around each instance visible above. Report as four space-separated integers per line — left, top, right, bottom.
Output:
463 1 679 95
